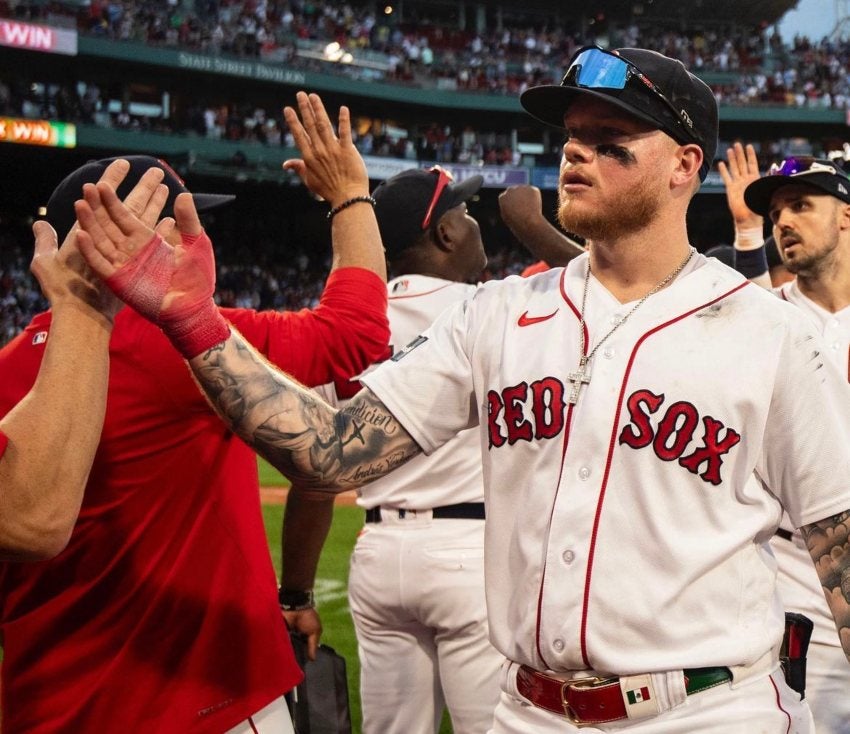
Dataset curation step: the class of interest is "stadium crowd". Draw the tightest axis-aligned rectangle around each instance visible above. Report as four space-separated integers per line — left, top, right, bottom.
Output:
0 216 533 346
1 3 848 340
2 1 850 171
5 0 850 107
5 0 832 89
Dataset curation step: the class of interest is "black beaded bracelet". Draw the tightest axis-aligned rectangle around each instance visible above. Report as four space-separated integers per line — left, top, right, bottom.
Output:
326 195 377 220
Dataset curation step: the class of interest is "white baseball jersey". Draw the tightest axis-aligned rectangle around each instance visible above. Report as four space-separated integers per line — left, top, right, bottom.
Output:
361 253 850 676
775 279 850 382
356 274 484 510
769 278 850 645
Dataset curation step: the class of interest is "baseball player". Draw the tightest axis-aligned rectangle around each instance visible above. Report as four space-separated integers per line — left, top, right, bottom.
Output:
283 166 501 734
0 159 161 560
75 49 850 732
280 172 586 733
720 141 850 734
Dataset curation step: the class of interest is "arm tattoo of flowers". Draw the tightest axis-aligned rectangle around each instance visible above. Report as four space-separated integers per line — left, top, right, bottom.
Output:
802 511 850 600
802 510 850 657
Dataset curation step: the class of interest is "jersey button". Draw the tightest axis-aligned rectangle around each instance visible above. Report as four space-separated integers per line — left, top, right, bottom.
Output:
603 347 615 359
578 466 591 480
553 638 565 652
562 549 575 564
610 314 622 326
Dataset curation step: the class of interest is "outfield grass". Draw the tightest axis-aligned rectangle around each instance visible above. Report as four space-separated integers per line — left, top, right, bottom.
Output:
260 458 453 734
258 456 290 488
262 502 367 730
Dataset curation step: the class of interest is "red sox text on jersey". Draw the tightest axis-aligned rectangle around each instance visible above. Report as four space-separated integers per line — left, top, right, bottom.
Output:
487 382 741 485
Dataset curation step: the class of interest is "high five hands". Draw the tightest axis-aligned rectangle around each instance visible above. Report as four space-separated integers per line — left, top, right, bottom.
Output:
73 180 227 359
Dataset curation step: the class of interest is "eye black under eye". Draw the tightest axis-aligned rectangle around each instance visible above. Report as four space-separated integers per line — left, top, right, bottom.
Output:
596 144 634 162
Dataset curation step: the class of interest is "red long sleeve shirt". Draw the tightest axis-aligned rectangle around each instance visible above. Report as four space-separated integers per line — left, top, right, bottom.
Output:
0 267 388 733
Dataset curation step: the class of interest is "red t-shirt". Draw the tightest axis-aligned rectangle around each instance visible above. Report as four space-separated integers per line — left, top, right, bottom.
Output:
0 268 388 733
0 429 7 460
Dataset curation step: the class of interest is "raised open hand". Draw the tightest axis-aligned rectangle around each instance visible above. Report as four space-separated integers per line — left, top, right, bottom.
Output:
282 91 369 207
33 159 170 323
718 142 763 229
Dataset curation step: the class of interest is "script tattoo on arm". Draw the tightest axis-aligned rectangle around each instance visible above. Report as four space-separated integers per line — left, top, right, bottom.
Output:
190 331 423 491
801 510 850 659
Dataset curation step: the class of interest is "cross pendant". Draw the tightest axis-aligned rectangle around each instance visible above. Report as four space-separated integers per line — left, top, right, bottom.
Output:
567 357 591 405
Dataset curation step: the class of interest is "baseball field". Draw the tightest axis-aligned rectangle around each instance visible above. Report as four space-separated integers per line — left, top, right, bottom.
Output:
259 458 455 734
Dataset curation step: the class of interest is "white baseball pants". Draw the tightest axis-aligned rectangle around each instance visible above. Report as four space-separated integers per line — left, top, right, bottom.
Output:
349 514 502 734
225 695 294 734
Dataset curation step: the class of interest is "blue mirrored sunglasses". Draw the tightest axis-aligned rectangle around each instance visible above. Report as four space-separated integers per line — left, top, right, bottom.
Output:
768 156 846 178
561 46 698 143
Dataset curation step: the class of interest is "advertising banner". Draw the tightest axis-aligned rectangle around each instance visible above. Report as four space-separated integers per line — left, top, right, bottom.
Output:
0 20 77 55
0 118 76 148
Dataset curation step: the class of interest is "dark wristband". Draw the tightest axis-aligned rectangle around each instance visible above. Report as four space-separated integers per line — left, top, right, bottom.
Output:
734 246 769 279
278 588 315 611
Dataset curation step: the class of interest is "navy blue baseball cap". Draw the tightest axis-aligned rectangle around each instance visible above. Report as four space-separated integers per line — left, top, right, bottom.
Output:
744 156 850 216
372 167 483 258
521 46 718 180
46 155 235 238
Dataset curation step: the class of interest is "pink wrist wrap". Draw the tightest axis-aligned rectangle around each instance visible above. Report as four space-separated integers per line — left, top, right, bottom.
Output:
106 231 230 358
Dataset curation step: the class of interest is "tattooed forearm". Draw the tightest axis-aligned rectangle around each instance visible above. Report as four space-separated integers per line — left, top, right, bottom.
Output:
802 510 850 599
189 331 422 490
802 509 850 657
197 339 294 429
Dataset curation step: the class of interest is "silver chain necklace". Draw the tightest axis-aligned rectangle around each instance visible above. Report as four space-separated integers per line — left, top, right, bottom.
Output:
566 247 696 405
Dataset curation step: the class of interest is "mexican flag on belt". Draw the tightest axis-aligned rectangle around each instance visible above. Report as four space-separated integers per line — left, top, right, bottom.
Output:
626 686 651 705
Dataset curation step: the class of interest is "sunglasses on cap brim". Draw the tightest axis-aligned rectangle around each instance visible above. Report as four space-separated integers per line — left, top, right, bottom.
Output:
421 165 454 230
561 46 699 144
768 157 848 178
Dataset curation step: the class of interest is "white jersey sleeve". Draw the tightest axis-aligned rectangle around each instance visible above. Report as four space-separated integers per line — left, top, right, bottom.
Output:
362 288 480 455
759 287 850 528
356 275 484 509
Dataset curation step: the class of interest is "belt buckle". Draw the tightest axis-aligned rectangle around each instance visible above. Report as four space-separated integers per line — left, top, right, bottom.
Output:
560 676 617 727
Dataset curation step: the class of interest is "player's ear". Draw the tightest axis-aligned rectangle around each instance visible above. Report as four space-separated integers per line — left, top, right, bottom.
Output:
838 202 850 232
670 143 702 190
432 214 455 253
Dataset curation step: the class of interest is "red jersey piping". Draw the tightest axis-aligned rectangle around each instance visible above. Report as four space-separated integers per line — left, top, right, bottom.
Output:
579 281 750 667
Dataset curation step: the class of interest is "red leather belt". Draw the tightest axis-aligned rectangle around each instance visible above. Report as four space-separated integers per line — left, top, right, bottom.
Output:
516 664 731 725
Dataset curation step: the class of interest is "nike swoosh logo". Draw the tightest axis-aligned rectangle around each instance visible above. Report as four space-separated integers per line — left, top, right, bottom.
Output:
517 310 558 327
